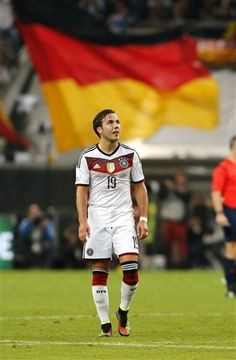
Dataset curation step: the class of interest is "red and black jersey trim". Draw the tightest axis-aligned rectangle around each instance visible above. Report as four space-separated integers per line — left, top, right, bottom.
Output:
85 152 134 174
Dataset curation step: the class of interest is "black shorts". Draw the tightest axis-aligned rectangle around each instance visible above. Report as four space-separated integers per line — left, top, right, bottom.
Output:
223 206 236 242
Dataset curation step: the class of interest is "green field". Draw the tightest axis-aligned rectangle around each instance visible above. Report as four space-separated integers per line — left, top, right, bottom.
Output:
0 270 235 360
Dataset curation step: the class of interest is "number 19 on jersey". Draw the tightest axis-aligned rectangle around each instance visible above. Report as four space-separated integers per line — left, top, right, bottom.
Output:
107 176 116 189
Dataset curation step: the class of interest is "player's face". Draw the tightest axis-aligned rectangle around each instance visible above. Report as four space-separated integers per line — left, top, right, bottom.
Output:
100 113 121 142
231 142 236 159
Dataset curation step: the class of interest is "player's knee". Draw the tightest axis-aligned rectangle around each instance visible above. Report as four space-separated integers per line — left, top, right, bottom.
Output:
121 261 139 285
92 269 109 286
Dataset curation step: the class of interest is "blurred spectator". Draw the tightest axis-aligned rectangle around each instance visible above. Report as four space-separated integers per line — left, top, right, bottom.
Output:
159 171 191 268
108 1 129 34
129 0 149 22
0 32 11 86
61 224 85 268
187 192 209 268
188 191 207 221
78 0 107 20
147 0 172 23
202 197 224 266
171 0 188 23
18 203 56 268
0 1 21 91
0 0 13 30
0 0 21 56
212 0 236 20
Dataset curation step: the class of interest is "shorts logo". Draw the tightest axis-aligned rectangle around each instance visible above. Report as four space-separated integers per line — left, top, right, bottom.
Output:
107 162 115 173
119 159 128 168
86 248 94 256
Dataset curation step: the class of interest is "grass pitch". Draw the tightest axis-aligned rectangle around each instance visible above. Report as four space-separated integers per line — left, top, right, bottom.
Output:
0 270 235 360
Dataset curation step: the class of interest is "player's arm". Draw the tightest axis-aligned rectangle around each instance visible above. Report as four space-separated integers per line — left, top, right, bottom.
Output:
211 165 229 227
76 185 90 242
132 181 149 240
211 190 229 226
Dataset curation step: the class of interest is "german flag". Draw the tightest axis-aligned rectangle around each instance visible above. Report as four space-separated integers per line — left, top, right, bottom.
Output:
13 0 219 153
0 103 29 147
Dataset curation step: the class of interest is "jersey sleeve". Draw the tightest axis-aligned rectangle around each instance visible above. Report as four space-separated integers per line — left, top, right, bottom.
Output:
75 155 90 186
212 164 226 193
131 151 145 183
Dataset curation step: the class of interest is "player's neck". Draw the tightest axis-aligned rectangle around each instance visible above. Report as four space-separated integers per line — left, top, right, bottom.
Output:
98 139 119 154
229 155 236 163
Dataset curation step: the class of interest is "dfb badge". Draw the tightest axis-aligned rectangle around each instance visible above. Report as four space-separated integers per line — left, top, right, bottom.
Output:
119 159 128 168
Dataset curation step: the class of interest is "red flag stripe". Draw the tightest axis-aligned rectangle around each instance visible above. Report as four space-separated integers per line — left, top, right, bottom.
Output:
19 23 209 91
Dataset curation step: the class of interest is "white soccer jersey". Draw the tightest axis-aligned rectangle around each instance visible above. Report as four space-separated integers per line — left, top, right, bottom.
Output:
75 143 144 227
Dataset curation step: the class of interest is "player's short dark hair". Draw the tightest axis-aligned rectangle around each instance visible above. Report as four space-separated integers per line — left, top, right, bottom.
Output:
229 135 236 149
93 109 115 137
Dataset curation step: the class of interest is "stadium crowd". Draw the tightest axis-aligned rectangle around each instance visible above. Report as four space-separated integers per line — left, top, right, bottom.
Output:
12 171 224 271
151 171 224 270
0 0 21 89
79 0 236 34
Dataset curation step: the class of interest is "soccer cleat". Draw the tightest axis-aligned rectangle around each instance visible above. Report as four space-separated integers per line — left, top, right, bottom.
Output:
116 308 130 336
99 322 112 337
226 291 236 298
99 329 112 337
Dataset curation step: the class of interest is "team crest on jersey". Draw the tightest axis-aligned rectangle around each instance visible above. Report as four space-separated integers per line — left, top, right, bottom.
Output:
119 159 129 168
107 162 115 173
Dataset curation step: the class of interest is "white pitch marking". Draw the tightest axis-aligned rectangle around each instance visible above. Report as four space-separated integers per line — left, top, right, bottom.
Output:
0 339 235 351
137 312 236 317
0 312 235 321
0 315 93 321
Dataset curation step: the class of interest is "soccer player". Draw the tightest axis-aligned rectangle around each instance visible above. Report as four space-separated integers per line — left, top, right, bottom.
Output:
75 109 149 336
211 135 236 298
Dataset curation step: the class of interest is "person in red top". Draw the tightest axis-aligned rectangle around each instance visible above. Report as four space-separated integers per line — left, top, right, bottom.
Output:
212 135 236 297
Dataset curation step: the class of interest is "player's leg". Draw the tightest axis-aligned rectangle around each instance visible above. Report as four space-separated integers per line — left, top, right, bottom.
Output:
233 242 236 291
116 253 139 336
119 253 139 311
92 259 112 336
113 226 139 336
224 242 236 297
223 207 236 297
83 227 113 335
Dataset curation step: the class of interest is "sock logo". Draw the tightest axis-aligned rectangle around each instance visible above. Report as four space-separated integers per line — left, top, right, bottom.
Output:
96 289 106 294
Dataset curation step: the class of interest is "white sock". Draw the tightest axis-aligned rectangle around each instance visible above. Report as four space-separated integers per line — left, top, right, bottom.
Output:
120 282 138 311
92 285 110 324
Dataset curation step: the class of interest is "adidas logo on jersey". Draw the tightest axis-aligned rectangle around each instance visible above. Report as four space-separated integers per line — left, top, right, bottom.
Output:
93 163 101 169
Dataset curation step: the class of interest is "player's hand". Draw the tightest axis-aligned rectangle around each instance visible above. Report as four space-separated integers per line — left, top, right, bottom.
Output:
137 220 149 240
216 213 229 227
78 221 90 242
